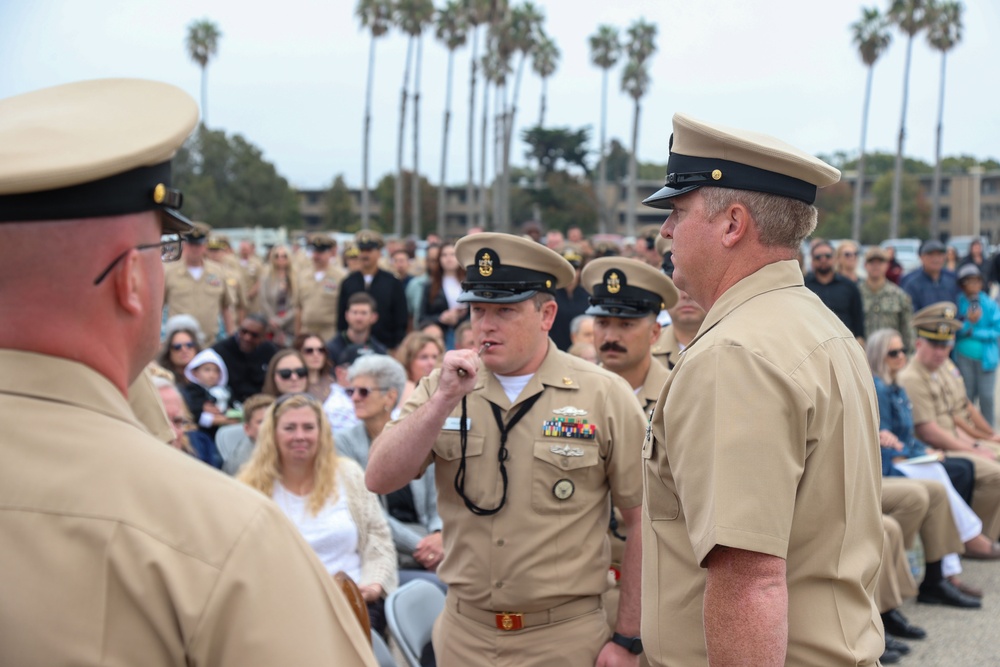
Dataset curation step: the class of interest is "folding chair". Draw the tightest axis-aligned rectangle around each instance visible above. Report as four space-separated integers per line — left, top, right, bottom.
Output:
370 630 396 667
385 579 445 667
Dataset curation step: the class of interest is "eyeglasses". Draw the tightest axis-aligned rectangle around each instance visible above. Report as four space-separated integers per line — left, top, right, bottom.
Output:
276 367 308 380
302 347 325 355
238 327 262 339
93 234 182 285
345 386 388 399
886 348 906 358
170 416 193 429
812 253 833 261
171 341 197 351
841 251 857 258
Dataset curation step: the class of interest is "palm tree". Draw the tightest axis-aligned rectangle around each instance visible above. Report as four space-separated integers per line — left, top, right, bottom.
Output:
498 2 543 232
589 24 622 234
926 0 963 239
850 7 892 242
464 0 492 231
356 0 394 230
621 19 657 238
435 0 468 237
887 0 932 240
396 0 435 239
530 33 559 225
185 19 222 126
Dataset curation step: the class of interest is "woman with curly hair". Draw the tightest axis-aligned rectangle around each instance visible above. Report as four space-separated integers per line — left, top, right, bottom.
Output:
238 393 397 636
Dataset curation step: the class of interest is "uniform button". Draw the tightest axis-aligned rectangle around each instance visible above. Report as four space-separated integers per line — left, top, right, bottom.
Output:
496 539 505 546
495 581 503 588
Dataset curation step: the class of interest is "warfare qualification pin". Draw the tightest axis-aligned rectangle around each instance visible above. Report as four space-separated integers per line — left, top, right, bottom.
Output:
552 479 574 500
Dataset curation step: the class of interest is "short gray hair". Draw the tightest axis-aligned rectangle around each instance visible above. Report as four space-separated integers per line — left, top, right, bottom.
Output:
700 187 818 250
570 314 594 335
347 354 408 408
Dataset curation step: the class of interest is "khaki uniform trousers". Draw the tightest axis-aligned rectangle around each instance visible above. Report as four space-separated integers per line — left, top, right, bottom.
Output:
949 445 1000 540
876 515 918 614
434 595 610 667
882 477 963 563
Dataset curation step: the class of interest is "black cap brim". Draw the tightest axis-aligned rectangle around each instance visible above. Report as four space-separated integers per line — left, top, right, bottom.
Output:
641 184 700 210
160 208 193 234
585 303 652 318
457 288 539 304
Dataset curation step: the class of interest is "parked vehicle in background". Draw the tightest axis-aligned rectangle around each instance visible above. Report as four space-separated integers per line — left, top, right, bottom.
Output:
947 235 990 260
880 238 922 273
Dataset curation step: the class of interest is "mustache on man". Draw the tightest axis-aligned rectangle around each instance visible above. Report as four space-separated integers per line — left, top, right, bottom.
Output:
601 342 627 354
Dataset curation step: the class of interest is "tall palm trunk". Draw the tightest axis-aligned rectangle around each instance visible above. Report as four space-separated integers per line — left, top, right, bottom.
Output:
500 53 528 233
852 64 875 242
466 27 479 231
411 36 424 239
200 66 208 126
597 67 610 234
438 46 457 237
626 99 641 238
929 51 948 239
890 33 915 240
532 77 548 226
478 74 490 228
395 38 414 237
361 37 378 229
493 84 505 230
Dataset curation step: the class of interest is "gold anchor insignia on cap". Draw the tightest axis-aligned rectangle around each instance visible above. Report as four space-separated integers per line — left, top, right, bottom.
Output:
607 272 621 294
944 306 956 318
153 183 167 204
711 169 722 180
937 323 950 334
479 251 494 277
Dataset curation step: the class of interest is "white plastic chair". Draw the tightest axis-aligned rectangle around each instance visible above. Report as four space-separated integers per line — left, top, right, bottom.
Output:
385 579 445 667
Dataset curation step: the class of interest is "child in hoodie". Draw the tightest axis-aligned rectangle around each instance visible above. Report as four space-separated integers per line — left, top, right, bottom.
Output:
182 349 239 439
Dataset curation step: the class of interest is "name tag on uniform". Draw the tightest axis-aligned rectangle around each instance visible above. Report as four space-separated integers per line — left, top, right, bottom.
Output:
443 417 472 431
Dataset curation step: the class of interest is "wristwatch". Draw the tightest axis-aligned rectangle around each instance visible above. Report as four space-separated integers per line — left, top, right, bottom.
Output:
611 632 643 655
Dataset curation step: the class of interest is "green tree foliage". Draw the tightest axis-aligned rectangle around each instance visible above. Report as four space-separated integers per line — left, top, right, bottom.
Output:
373 171 438 236
324 175 359 232
173 127 300 229
815 172 929 244
941 156 1000 173
522 126 590 177
511 172 598 234
814 181 855 240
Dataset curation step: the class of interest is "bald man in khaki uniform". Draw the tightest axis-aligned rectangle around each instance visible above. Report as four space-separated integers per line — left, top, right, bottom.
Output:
295 233 345 340
368 233 647 666
898 303 1000 541
640 114 884 665
0 79 374 667
164 223 234 342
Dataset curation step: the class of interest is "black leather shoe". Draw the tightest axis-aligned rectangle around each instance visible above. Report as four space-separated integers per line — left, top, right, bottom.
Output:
881 608 927 639
918 579 982 608
880 648 903 664
884 636 911 655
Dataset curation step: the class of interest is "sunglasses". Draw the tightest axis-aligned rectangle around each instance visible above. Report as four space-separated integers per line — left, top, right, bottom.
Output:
302 346 325 354
239 327 262 339
345 386 388 399
276 367 308 380
171 341 197 351
812 253 833 260
887 348 906 358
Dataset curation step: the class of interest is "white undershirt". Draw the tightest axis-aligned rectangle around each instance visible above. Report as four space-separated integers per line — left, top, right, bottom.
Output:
314 270 326 282
442 275 462 309
187 266 204 281
363 273 374 287
272 477 361 580
495 372 535 403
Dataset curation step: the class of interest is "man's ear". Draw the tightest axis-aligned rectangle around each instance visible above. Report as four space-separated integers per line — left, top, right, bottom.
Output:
114 249 144 316
539 299 558 332
720 202 752 249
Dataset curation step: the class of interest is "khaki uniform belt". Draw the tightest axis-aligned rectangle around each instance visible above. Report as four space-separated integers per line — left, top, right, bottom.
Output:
449 594 602 631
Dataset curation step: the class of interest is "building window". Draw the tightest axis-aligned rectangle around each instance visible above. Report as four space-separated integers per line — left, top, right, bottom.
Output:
984 179 999 195
939 206 950 222
939 179 950 196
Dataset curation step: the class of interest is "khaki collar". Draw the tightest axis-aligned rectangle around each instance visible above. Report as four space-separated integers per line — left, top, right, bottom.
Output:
0 350 143 431
687 260 804 350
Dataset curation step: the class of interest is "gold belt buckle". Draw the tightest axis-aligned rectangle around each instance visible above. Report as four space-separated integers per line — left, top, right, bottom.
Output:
495 612 524 631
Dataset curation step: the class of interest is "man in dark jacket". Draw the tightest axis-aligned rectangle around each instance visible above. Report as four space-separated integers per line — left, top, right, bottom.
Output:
212 314 279 403
805 240 866 343
336 230 409 350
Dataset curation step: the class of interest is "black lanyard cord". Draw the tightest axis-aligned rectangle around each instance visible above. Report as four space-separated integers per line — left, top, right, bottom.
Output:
454 391 544 516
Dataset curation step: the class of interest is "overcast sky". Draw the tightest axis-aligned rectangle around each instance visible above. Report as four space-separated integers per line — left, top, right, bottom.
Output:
2 0 998 191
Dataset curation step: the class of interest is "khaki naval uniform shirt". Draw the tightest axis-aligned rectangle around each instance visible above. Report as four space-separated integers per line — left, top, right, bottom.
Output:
164 259 233 342
898 358 965 434
0 351 375 667
296 263 346 341
238 254 264 314
387 342 646 613
641 261 884 666
651 325 683 369
636 356 671 416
